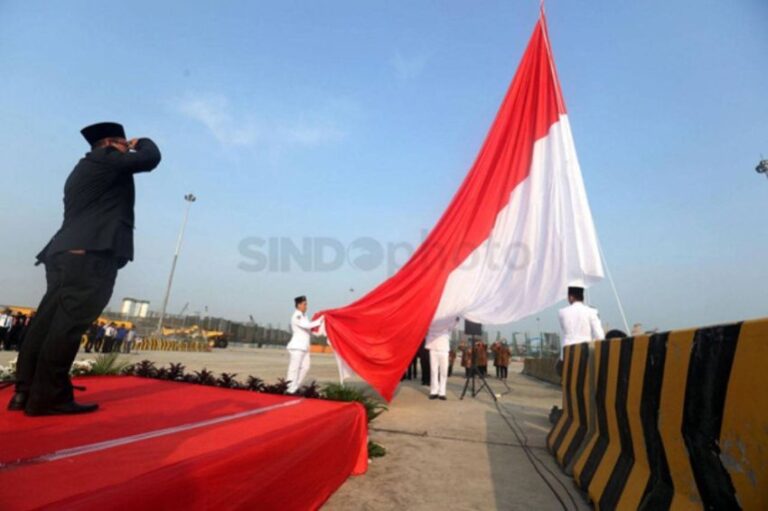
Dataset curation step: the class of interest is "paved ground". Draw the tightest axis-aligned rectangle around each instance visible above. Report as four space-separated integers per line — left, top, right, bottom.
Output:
0 347 588 510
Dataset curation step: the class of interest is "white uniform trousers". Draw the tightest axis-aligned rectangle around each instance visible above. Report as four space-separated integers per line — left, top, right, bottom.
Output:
429 349 449 397
286 349 310 393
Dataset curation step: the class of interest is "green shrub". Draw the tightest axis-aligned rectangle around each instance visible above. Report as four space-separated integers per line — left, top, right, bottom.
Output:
367 440 386 458
89 353 131 376
321 383 388 424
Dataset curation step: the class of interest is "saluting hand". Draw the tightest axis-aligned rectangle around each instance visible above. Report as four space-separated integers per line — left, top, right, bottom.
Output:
127 138 140 149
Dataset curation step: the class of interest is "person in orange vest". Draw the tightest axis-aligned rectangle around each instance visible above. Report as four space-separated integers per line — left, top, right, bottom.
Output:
458 338 472 378
497 342 511 380
491 340 502 378
475 339 488 377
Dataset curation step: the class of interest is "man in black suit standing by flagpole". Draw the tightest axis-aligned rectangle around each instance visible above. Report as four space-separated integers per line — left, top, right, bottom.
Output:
9 122 160 416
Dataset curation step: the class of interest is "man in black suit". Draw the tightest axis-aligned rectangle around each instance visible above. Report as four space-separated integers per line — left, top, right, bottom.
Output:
9 122 160 416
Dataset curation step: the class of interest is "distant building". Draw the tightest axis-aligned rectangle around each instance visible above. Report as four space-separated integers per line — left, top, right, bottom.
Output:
121 297 151 318
120 298 136 316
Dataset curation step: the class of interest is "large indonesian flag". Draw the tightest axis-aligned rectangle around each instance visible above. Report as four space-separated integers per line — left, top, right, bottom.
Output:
316 14 604 401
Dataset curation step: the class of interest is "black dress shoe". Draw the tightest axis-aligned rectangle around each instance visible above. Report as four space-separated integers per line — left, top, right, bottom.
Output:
549 405 562 425
7 392 27 411
25 401 99 417
438 396 447 401
429 394 438 400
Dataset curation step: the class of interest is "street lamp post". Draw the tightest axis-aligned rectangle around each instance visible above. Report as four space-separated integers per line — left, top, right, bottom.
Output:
536 316 542 358
156 193 197 337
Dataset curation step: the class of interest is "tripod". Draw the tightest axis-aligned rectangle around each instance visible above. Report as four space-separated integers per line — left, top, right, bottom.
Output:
460 335 498 401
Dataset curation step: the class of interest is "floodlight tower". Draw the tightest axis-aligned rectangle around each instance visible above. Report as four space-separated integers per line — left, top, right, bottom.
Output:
156 193 197 337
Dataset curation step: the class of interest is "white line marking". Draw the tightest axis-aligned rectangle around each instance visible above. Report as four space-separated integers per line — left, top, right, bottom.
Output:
1 398 303 469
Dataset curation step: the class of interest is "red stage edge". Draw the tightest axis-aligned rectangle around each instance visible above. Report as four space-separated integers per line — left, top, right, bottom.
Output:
0 377 368 511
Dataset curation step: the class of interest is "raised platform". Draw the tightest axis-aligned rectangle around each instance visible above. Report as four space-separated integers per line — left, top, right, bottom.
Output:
0 377 368 510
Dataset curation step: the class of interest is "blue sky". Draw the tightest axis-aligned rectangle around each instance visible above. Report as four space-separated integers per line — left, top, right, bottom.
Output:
1 1 766 336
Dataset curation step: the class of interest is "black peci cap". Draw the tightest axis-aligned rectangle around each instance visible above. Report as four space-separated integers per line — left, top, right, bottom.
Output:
567 286 585 301
294 295 307 307
81 122 126 145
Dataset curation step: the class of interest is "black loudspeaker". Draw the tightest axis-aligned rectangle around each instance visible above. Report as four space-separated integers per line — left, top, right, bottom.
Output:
464 320 482 336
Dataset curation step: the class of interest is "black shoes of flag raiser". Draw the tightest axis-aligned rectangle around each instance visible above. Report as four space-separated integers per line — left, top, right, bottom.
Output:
7 392 99 416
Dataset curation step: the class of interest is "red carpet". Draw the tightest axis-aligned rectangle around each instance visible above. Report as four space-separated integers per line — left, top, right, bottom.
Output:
0 377 368 510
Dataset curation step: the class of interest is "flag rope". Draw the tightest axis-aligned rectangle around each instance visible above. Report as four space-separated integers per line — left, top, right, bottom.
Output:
596 236 631 332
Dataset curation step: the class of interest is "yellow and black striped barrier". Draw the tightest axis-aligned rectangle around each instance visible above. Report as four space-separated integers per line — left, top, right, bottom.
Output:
78 336 211 353
547 342 591 473
139 338 211 352
548 318 768 510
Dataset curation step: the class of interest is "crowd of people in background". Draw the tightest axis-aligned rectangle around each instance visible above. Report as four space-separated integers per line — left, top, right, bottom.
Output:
0 309 35 351
1 308 142 355
83 322 140 354
1 309 143 355
402 337 514 386
458 337 509 379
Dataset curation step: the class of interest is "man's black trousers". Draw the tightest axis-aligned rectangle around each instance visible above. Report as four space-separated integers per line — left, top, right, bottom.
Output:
16 252 118 409
0 327 9 350
418 348 431 385
101 336 115 353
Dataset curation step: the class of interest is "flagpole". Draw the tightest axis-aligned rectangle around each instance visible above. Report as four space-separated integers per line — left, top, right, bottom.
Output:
539 5 566 114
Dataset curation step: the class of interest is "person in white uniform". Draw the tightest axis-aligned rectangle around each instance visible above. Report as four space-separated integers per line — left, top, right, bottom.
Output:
426 316 459 400
557 284 605 365
285 295 324 394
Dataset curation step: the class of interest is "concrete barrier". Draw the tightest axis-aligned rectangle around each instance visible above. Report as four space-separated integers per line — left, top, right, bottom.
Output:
522 356 561 385
546 343 591 474
549 318 768 510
